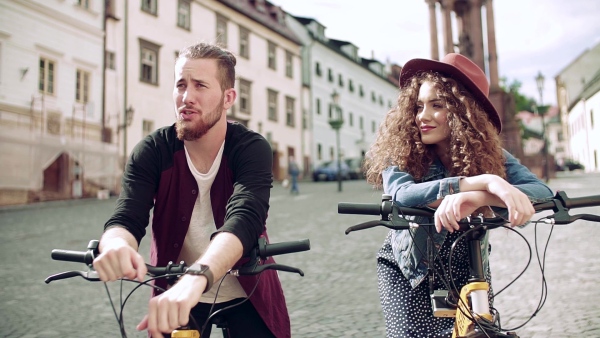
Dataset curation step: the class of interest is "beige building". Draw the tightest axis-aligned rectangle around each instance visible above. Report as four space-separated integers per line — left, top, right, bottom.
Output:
0 0 118 205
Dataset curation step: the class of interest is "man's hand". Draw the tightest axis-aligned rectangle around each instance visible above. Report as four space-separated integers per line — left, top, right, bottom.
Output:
93 229 146 282
136 275 207 337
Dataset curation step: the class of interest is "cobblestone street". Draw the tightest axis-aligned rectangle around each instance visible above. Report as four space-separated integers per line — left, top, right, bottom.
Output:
1 172 599 337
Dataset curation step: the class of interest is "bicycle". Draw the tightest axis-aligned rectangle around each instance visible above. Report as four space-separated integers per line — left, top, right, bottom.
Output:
338 190 600 338
45 236 310 337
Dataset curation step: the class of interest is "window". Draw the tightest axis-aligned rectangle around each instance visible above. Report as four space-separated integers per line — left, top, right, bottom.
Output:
348 79 354 93
105 51 116 70
177 0 191 30
216 14 228 48
238 79 251 114
338 74 343 87
285 96 295 127
359 116 364 130
239 26 250 59
285 50 293 78
359 85 364 97
348 112 353 127
372 120 376 133
142 119 154 136
75 69 90 103
371 91 376 102
76 0 90 9
141 0 157 15
315 62 322 77
267 89 278 121
267 41 276 70
139 39 160 85
317 143 322 160
39 58 55 95
328 68 333 82
591 109 595 128
316 98 321 115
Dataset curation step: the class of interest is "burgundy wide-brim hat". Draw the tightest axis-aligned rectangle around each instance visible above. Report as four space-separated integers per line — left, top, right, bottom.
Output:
399 53 502 133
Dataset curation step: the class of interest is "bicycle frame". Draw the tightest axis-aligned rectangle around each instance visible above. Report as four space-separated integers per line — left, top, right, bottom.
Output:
338 191 600 338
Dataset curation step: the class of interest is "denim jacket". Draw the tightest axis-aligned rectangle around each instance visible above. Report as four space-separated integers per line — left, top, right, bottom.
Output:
382 149 554 289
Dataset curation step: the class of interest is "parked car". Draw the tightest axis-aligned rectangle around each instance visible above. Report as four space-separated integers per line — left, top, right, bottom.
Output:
564 160 585 171
312 160 350 182
345 157 365 180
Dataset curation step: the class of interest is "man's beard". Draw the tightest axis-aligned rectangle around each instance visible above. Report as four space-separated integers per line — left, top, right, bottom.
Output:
176 99 224 141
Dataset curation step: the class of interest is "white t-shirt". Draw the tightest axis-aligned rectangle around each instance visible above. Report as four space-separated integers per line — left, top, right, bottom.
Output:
178 141 247 303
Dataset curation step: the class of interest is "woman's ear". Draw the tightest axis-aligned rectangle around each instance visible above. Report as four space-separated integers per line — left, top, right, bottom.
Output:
223 88 237 109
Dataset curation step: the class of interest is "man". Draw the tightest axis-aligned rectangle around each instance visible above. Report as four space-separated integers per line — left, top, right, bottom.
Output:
93 43 289 338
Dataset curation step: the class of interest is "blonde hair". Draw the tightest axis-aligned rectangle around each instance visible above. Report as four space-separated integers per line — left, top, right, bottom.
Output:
364 71 505 188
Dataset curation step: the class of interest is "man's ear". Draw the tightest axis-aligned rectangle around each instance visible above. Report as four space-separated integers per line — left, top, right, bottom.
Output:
223 88 236 109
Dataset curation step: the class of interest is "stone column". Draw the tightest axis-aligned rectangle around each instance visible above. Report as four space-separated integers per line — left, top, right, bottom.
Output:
441 0 455 54
485 0 500 91
469 0 485 71
426 0 440 60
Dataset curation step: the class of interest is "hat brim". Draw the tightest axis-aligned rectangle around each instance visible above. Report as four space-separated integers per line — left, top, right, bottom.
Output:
399 58 502 133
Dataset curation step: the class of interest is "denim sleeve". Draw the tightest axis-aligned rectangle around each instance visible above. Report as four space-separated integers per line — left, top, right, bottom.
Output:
503 150 554 203
382 166 461 207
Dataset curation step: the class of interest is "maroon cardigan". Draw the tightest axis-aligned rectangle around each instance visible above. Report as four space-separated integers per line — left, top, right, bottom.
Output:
105 122 290 337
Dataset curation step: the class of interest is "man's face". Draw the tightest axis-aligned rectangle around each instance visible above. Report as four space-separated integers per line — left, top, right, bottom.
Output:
173 57 231 141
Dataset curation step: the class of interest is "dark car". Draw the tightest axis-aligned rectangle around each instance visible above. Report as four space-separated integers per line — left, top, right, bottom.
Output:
564 160 585 171
345 157 365 180
312 160 350 182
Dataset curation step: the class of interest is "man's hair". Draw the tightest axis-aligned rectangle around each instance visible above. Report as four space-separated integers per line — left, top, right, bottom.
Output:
176 42 236 90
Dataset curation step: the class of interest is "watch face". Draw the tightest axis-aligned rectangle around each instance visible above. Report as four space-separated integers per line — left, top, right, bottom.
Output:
188 264 209 274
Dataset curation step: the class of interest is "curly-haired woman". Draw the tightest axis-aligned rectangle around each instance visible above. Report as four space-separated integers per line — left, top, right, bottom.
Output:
364 53 553 337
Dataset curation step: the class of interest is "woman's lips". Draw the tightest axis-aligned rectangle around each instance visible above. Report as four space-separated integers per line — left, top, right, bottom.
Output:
420 125 435 132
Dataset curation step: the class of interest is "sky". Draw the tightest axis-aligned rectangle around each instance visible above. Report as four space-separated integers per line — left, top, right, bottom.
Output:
269 0 600 106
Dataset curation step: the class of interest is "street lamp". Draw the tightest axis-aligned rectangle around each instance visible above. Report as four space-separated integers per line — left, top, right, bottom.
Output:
328 90 344 192
535 71 549 183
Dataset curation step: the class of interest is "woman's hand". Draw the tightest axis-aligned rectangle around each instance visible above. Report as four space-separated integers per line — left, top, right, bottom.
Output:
484 175 535 226
434 191 484 233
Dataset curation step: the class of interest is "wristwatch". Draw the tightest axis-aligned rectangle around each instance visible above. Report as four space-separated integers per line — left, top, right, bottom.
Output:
185 263 214 293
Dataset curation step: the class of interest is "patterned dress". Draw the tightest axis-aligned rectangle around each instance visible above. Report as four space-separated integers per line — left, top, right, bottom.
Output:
377 230 493 338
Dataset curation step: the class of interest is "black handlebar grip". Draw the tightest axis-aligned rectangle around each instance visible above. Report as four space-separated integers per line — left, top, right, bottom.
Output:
51 249 93 265
338 202 381 215
261 239 310 258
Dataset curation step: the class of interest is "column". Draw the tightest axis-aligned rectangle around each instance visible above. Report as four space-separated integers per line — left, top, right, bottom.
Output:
469 0 485 71
485 0 500 91
426 0 440 60
441 0 455 54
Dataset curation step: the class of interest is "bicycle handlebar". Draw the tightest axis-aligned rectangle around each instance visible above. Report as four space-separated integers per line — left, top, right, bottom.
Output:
339 191 600 234
46 237 311 283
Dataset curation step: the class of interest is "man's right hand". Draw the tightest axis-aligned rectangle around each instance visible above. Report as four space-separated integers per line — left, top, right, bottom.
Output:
93 236 147 282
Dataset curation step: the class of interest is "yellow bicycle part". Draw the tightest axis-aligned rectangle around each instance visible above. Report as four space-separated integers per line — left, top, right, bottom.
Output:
453 281 493 338
171 328 200 338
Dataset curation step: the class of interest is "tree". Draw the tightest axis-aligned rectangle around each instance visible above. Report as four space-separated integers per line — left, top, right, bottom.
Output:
500 77 548 140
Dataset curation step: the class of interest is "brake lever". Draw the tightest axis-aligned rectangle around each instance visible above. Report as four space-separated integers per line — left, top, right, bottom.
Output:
232 263 305 277
45 270 100 284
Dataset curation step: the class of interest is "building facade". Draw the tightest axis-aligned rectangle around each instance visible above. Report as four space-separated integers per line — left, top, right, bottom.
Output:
0 0 118 205
288 15 399 177
555 41 600 172
105 0 303 181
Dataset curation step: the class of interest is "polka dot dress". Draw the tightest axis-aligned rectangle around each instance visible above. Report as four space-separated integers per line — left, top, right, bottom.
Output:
377 230 493 338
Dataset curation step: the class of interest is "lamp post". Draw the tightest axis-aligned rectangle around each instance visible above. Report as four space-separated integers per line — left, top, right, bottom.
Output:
121 105 134 169
328 90 344 192
535 71 549 183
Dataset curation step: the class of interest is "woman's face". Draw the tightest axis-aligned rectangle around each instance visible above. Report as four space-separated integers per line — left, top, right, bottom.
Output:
415 81 451 148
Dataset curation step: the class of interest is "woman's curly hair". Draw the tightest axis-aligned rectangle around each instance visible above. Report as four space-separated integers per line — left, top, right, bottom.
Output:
364 71 506 188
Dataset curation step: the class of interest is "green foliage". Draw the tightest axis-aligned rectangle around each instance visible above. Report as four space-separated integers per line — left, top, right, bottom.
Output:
500 76 537 113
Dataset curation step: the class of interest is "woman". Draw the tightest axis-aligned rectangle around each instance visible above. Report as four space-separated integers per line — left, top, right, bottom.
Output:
363 53 553 337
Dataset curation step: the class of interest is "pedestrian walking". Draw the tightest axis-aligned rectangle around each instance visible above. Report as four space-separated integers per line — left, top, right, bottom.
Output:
288 156 300 195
